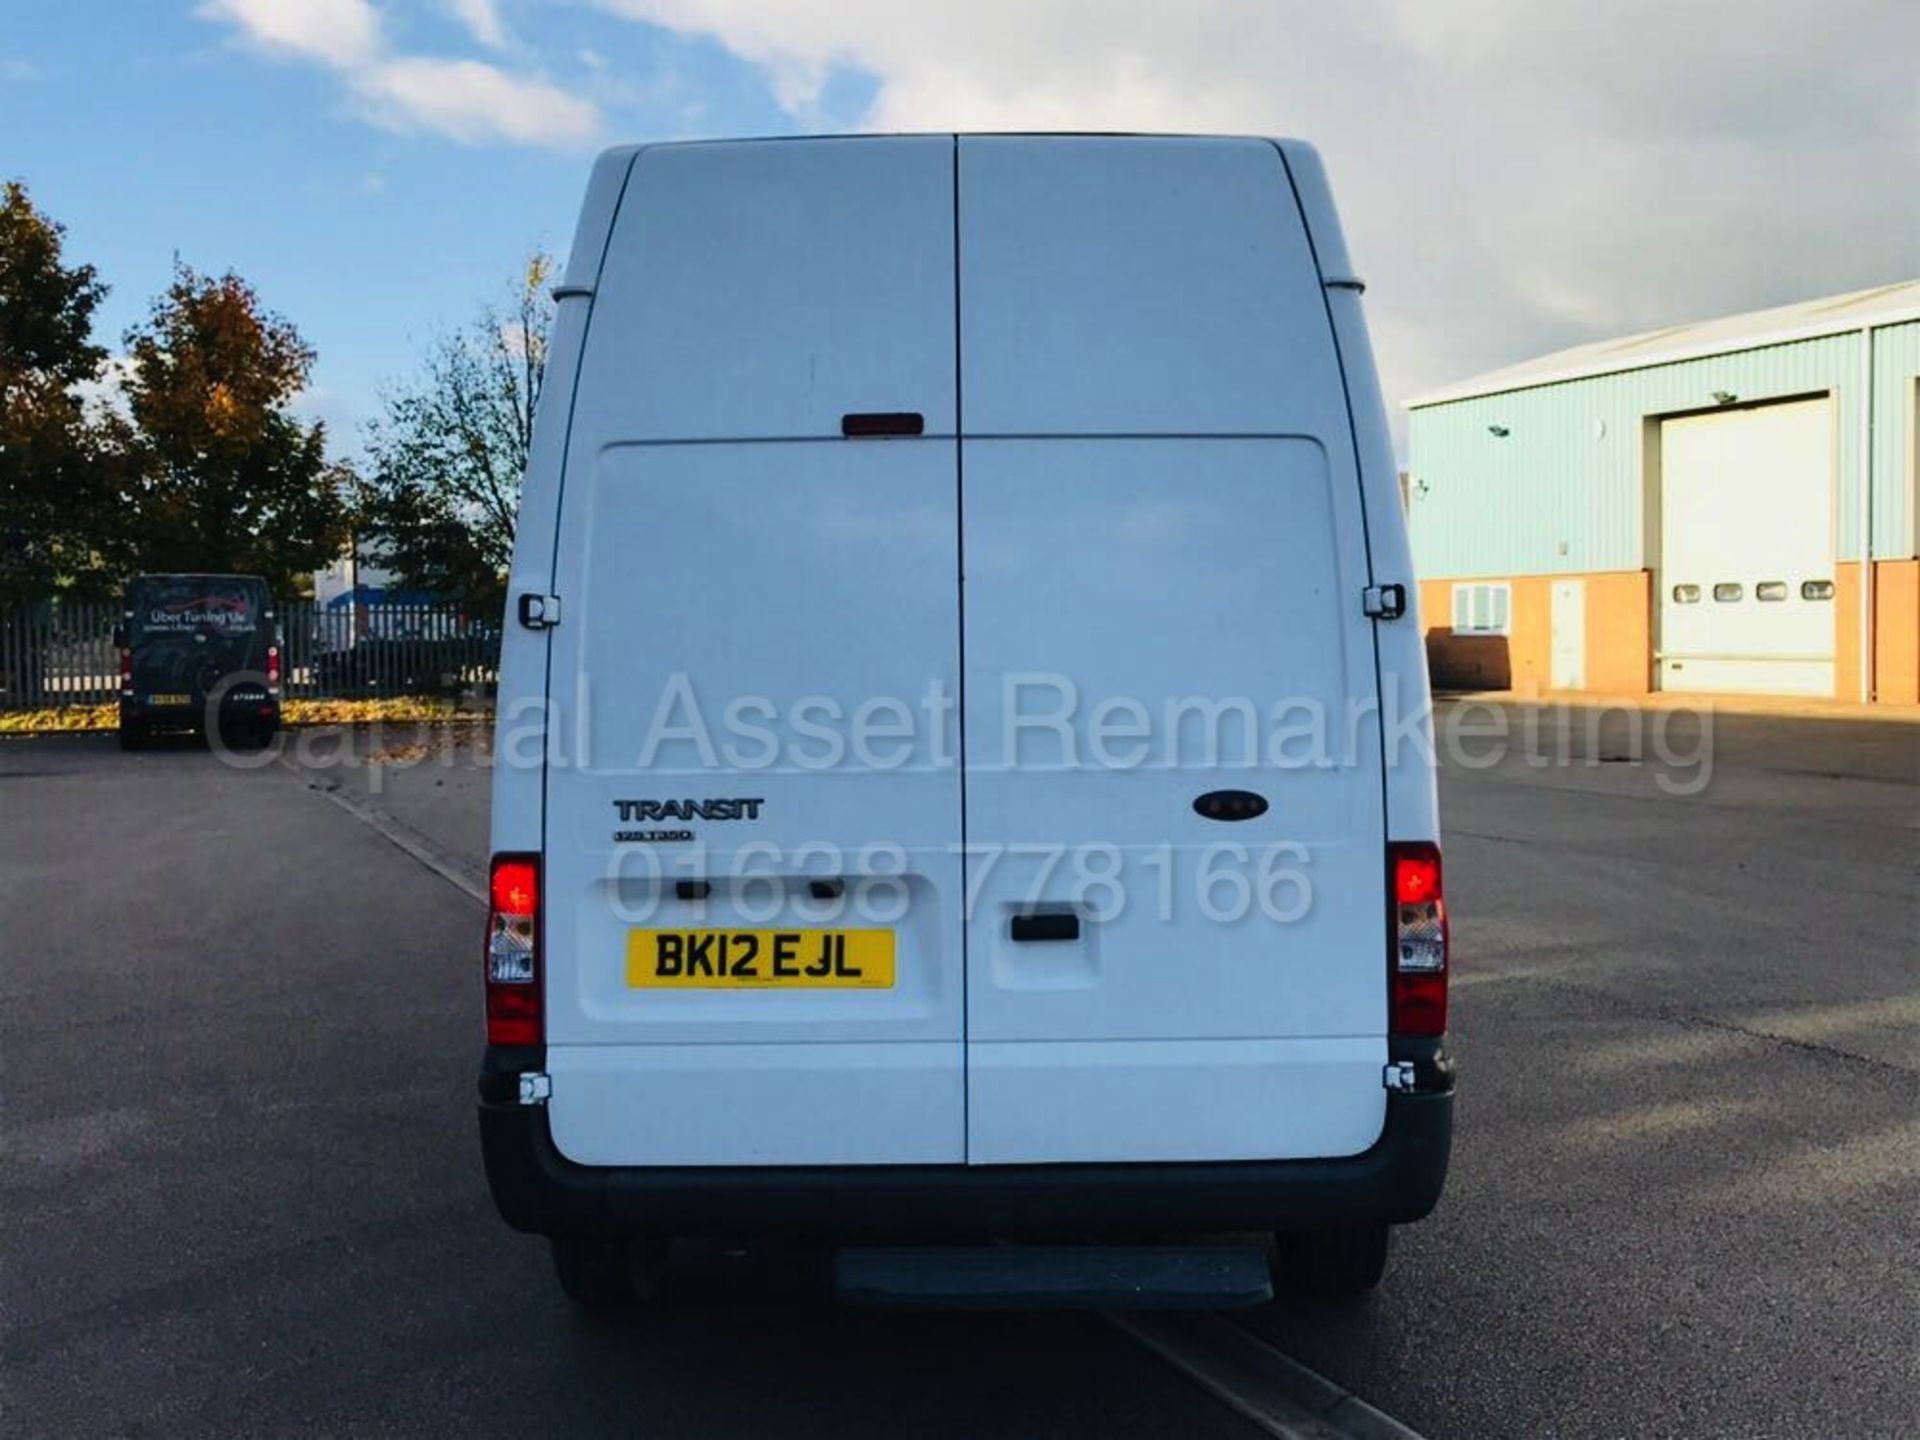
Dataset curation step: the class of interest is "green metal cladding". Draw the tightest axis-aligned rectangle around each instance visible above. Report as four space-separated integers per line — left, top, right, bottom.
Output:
1407 321 1919 578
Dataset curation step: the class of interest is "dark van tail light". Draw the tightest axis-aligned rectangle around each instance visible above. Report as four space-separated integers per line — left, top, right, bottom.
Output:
486 854 541 1046
266 644 281 693
1389 841 1448 1036
118 646 132 692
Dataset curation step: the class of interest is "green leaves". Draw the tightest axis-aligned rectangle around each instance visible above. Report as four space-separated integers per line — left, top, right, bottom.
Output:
0 180 119 604
360 252 554 614
0 179 107 389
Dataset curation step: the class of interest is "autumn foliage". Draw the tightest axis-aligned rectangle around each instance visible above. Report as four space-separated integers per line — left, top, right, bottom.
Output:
2 180 351 602
119 265 351 592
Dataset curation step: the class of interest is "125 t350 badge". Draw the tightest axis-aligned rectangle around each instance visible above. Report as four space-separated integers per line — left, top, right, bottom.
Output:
612 797 764 843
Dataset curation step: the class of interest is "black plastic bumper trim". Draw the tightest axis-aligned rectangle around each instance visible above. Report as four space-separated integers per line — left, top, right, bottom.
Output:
478 1081 1453 1242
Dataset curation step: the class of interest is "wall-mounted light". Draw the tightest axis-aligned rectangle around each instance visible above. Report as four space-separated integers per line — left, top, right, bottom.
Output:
1487 424 1510 438
1712 390 1738 405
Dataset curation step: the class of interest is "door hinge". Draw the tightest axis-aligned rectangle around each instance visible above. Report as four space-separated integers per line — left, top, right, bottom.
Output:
1382 1061 1417 1093
517 592 561 630
1363 583 1408 620
516 1071 552 1105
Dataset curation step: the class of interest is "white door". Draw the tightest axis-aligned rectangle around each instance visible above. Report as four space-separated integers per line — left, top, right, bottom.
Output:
955 137 1388 1165
1551 579 1586 690
540 138 967 1167
1658 399 1835 696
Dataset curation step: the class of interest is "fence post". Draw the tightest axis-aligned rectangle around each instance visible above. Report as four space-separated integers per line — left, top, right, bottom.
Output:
0 593 500 712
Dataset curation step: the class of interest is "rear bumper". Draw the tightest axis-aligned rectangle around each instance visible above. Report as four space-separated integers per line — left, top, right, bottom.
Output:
120 695 280 728
477 1053 1453 1242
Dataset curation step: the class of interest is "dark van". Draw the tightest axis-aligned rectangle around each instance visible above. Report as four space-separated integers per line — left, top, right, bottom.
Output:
116 574 281 749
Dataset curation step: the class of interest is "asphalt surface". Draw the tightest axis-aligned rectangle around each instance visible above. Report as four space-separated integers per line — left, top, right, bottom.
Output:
4 704 1917 1437
0 729 1261 1439
1248 705 1919 1437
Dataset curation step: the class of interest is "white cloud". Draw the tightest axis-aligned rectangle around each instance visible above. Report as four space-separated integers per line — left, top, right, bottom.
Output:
599 0 1920 434
200 0 382 68
358 57 598 147
202 0 598 149
447 0 511 49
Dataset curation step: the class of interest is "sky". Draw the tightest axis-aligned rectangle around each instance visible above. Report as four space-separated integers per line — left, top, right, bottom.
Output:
4 0 1916 462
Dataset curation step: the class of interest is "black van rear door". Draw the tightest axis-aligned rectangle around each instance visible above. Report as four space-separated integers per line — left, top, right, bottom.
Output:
126 576 268 703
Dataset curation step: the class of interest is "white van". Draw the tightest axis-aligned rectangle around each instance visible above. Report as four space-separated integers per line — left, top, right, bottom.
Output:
481 134 1452 1308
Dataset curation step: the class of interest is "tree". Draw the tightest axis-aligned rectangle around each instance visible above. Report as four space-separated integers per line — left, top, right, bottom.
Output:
119 264 351 596
360 253 554 613
0 179 124 605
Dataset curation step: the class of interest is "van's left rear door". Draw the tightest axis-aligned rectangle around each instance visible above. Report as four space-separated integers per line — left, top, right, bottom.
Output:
539 138 967 1167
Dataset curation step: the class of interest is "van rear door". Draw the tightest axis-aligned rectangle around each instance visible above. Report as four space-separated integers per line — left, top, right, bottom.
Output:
539 139 966 1167
126 574 268 706
956 137 1389 1164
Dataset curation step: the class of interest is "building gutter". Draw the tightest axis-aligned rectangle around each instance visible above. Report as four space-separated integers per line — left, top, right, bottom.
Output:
1404 292 1920 411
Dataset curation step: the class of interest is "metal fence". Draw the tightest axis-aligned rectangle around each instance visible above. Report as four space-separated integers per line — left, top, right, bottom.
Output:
1 597 500 710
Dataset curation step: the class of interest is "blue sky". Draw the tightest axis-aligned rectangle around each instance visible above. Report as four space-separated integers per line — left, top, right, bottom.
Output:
1 2 874 457
4 1 1913 462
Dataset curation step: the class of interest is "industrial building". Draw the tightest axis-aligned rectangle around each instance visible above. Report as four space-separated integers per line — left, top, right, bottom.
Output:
1406 281 1920 703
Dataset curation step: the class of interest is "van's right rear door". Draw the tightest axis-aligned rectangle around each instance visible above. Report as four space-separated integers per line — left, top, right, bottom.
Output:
956 136 1390 1165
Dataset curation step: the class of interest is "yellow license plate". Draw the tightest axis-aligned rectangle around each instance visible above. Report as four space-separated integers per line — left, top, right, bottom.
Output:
148 693 190 706
627 929 895 989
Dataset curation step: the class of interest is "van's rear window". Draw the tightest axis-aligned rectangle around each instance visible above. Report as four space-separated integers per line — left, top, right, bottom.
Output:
129 579 262 636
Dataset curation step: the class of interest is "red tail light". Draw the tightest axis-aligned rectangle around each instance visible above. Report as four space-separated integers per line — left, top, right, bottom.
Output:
118 648 132 686
486 854 541 1046
266 644 281 692
1389 841 1448 1036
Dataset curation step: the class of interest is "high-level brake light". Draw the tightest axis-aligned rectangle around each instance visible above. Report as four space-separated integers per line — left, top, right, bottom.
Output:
486 854 541 1046
1389 841 1448 1037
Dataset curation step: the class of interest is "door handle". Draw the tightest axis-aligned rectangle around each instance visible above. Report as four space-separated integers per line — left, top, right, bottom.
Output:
1010 913 1080 943
841 411 924 438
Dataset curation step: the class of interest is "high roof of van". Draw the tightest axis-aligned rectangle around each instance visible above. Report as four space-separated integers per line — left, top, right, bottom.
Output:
557 135 1360 300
